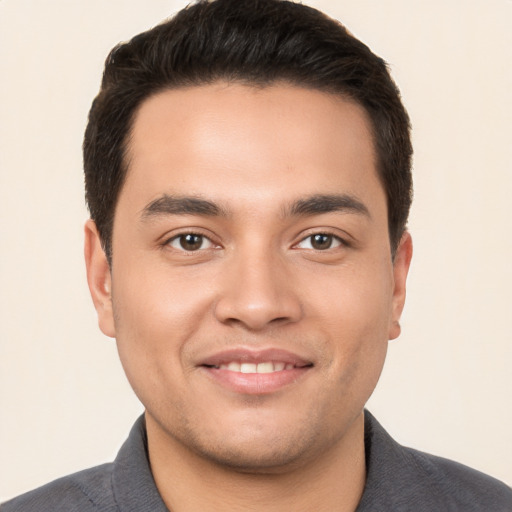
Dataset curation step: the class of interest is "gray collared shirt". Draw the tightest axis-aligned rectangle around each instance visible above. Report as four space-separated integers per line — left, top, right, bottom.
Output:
2 411 511 511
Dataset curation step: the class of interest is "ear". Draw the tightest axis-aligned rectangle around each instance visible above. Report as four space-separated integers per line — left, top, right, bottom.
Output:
84 219 116 338
388 231 413 340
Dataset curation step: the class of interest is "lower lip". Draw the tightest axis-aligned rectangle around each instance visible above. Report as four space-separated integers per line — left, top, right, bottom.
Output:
200 366 312 395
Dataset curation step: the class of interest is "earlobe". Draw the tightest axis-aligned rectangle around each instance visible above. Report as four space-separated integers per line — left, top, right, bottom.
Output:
84 220 116 338
389 231 413 340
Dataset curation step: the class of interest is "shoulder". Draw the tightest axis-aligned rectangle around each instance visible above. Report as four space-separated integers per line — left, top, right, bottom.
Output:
360 411 512 511
402 445 512 511
1 463 117 512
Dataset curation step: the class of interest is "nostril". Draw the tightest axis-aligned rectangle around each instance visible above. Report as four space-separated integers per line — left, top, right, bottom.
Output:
213 282 303 331
270 316 291 324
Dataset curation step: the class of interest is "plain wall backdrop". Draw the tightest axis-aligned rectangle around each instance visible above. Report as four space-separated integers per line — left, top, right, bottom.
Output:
1 0 511 501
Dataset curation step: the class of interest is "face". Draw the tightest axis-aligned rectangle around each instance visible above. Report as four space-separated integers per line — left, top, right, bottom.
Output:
86 83 411 472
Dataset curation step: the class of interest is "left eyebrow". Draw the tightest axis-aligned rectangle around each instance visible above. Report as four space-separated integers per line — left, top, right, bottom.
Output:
284 194 371 219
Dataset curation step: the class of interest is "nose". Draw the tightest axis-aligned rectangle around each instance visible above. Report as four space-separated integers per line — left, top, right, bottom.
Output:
213 248 303 331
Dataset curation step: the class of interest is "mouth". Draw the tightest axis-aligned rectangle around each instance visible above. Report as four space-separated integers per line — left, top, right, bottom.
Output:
204 360 309 373
199 349 314 394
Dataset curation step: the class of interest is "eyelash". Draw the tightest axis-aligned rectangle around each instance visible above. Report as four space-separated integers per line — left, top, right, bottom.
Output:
165 232 217 252
294 232 347 251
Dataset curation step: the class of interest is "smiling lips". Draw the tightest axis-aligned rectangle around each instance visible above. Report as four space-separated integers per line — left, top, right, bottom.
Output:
215 361 296 373
200 349 313 394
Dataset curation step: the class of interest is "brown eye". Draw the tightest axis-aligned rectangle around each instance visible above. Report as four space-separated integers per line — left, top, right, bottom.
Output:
180 234 203 251
296 233 343 251
311 234 334 250
169 233 213 251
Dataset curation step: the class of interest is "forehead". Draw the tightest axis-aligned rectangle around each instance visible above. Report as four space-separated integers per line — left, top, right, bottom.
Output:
121 82 384 218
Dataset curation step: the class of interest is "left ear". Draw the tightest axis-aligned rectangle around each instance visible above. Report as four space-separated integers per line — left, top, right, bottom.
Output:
389 231 413 340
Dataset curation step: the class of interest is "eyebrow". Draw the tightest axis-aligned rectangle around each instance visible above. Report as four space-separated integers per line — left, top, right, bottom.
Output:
140 192 370 221
141 195 228 219
285 194 370 219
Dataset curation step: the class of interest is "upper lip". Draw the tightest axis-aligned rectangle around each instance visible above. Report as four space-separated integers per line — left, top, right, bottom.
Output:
199 348 313 368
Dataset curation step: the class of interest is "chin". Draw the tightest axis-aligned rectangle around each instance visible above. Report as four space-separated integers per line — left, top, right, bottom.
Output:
177 411 338 474
192 435 316 473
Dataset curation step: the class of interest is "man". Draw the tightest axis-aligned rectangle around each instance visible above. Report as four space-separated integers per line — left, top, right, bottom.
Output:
2 0 511 510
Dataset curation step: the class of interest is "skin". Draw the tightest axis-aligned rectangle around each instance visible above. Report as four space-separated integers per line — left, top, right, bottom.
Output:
85 83 412 511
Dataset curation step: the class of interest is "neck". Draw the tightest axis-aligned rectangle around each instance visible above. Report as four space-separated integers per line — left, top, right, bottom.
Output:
146 412 366 512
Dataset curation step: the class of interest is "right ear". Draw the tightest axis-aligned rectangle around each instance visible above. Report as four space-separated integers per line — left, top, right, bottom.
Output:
84 219 116 338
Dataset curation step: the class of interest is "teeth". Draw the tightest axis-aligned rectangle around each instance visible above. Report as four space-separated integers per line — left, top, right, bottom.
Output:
240 363 257 373
218 361 294 373
256 362 274 373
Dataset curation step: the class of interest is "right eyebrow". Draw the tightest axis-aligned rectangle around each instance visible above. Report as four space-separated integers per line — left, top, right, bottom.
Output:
140 194 229 220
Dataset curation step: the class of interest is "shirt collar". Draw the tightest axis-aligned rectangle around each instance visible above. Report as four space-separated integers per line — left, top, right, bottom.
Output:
111 410 399 512
356 410 415 511
112 415 169 512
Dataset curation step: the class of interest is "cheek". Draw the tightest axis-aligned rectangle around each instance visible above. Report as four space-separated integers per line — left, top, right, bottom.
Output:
112 258 215 337
110 264 215 395
303 257 394 337
300 259 393 385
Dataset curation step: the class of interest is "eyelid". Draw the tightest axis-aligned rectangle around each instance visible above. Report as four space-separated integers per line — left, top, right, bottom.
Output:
169 234 214 251
293 229 350 250
162 228 221 251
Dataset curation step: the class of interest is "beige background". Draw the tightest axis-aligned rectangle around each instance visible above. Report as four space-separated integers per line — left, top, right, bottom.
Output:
1 0 511 501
